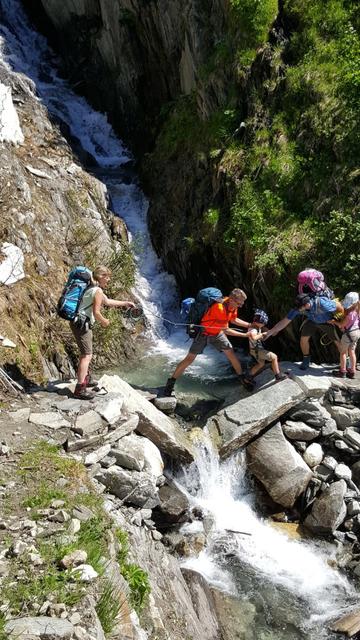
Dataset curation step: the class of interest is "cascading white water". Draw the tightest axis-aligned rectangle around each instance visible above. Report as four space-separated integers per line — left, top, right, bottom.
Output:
0 3 357 636
178 440 357 638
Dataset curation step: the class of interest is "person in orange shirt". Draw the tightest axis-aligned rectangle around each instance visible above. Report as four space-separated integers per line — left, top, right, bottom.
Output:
161 289 250 397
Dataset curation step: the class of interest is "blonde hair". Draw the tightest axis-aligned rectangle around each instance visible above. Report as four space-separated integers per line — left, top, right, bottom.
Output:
230 288 247 303
93 265 112 283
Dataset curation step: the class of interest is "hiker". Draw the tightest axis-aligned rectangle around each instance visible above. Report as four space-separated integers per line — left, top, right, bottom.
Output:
70 265 135 399
243 309 287 388
264 293 343 370
329 292 360 379
162 288 250 396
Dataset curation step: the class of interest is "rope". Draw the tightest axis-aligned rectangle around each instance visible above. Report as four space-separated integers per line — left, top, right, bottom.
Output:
122 306 249 334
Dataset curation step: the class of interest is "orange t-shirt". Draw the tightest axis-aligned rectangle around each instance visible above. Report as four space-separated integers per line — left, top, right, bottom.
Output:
201 298 238 336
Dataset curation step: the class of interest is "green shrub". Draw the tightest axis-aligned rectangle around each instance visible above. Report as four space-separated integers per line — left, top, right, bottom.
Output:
120 563 151 614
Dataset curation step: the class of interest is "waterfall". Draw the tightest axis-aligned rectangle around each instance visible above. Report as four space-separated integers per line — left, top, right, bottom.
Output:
177 439 357 638
0 3 357 637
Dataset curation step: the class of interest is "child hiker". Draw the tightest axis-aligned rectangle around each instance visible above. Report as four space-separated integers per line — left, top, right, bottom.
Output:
330 291 360 379
243 309 287 389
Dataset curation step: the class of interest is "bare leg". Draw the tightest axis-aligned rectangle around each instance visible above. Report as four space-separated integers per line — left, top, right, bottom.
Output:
250 361 264 377
172 353 197 380
270 354 280 376
223 349 242 375
300 335 310 356
77 354 92 384
339 352 347 371
349 349 356 372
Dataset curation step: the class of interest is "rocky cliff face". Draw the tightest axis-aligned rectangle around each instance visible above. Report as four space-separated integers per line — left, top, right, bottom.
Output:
0 52 136 383
32 0 230 151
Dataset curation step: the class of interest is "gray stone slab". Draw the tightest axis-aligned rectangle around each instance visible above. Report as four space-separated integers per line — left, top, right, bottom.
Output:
6 616 73 638
105 414 139 444
344 428 360 449
8 408 30 422
277 361 336 397
29 412 71 429
209 378 305 458
73 410 105 436
51 398 83 413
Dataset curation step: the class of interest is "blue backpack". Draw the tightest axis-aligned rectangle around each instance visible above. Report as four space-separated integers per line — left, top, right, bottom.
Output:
57 266 93 321
181 287 223 338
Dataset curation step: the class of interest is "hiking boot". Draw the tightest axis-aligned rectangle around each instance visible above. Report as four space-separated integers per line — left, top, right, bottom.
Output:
74 383 96 400
333 370 346 379
346 369 355 379
85 374 99 389
160 377 176 397
299 356 311 370
241 374 255 392
275 372 287 382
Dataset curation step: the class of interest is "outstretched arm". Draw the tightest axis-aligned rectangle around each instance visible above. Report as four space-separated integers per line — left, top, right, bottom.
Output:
232 317 251 329
264 316 292 339
103 294 135 309
225 328 250 338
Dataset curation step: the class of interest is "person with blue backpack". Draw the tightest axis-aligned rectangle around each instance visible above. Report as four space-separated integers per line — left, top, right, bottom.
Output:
264 285 343 370
161 288 251 397
58 265 135 399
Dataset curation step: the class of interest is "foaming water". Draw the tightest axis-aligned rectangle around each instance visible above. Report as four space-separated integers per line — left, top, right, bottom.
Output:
178 441 357 637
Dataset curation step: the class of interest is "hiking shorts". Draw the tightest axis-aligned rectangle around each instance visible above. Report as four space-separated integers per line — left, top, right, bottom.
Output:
70 321 93 356
250 348 276 364
340 329 360 352
189 332 233 355
301 321 340 343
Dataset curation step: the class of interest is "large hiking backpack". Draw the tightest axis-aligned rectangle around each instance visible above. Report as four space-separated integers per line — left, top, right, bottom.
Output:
57 266 93 321
181 287 223 338
297 269 334 299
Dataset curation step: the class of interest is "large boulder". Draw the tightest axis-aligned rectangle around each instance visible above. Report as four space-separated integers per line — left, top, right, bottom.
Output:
97 375 194 462
287 400 330 428
282 420 319 441
95 466 159 508
112 433 164 478
329 406 360 430
152 482 190 529
208 379 305 458
304 479 347 534
246 422 313 508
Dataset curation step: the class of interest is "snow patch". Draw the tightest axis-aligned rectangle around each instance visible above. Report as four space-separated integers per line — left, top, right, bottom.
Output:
0 242 25 285
0 82 24 144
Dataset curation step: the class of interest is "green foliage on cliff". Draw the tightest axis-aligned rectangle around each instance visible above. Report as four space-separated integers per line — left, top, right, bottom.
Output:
145 0 359 320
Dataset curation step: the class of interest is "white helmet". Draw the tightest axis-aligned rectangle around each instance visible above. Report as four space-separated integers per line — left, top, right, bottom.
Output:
342 291 359 309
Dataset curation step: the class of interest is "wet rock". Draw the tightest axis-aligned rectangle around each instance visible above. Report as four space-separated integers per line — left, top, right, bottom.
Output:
246 422 312 508
282 420 318 441
153 396 177 415
182 569 220 640
5 617 74 638
210 379 305 458
303 443 323 467
95 466 159 508
304 479 347 534
152 482 190 529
